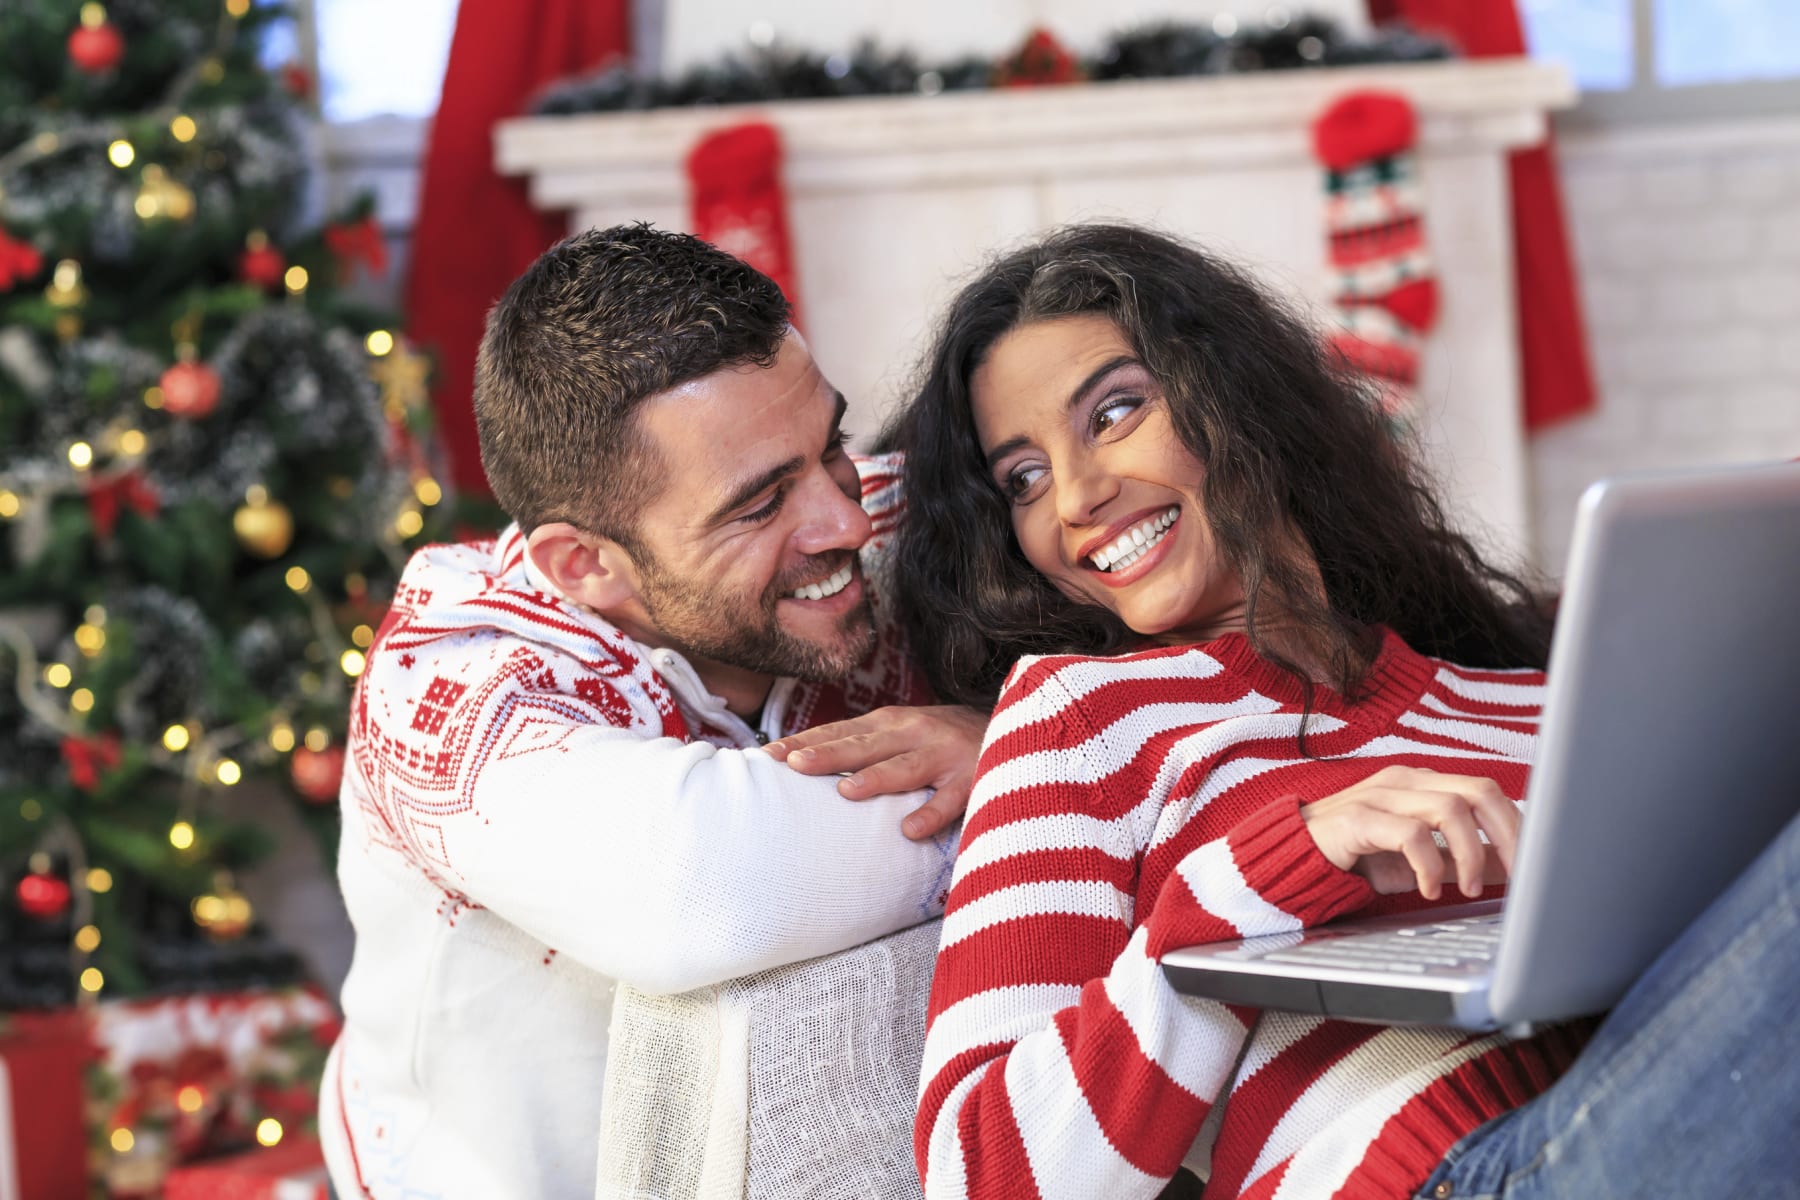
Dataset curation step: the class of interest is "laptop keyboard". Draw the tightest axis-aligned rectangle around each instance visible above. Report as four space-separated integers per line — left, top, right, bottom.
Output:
1257 913 1504 975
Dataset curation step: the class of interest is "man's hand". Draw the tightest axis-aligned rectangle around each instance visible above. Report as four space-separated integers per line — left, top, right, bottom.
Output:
1300 766 1521 900
764 705 988 841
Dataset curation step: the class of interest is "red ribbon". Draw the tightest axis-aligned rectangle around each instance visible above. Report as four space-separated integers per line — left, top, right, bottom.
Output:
325 215 389 280
84 470 160 539
61 734 122 791
0 228 43 291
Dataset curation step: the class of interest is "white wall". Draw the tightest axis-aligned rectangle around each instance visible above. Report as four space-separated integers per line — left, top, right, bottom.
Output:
1530 114 1800 574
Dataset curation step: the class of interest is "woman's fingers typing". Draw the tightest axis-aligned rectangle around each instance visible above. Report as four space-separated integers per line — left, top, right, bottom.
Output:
1300 766 1523 899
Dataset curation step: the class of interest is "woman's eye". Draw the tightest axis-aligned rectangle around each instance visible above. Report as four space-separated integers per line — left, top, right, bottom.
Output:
1092 397 1142 435
1003 465 1047 501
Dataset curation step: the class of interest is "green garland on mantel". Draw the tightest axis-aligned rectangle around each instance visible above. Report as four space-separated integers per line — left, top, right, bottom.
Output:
530 17 1454 116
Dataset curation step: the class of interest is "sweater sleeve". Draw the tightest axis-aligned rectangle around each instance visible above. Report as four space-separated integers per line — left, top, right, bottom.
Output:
429 702 957 996
914 668 1253 1200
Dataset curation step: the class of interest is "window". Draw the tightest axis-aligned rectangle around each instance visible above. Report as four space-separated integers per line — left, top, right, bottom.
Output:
305 0 462 123
1521 0 1800 120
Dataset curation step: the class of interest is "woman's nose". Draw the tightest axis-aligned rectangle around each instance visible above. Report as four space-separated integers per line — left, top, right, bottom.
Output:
1054 457 1119 529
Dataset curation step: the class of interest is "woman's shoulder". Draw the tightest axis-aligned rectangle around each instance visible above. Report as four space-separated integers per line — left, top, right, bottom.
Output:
992 641 1252 724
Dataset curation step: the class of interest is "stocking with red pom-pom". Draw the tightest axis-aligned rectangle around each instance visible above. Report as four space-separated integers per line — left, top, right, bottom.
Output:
686 121 803 329
1312 90 1438 420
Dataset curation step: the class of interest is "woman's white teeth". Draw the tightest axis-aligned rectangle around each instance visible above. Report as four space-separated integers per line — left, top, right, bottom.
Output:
792 563 854 601
1090 509 1177 572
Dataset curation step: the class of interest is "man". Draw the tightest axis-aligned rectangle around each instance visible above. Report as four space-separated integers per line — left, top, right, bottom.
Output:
320 225 979 1199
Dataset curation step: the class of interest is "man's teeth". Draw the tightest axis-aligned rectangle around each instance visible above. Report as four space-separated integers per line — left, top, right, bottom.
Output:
791 563 854 601
1089 509 1178 572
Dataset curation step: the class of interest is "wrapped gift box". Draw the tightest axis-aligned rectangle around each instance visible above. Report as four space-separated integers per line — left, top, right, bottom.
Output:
162 1136 328 1200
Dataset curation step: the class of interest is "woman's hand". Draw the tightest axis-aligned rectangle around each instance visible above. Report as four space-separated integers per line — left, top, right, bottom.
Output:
1300 766 1521 900
764 705 989 841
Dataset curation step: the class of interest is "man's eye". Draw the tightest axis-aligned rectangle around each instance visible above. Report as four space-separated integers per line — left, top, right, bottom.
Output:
1092 397 1142 435
740 486 788 524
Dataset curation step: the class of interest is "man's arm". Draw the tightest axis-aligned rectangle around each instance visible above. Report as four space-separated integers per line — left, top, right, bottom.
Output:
435 720 957 996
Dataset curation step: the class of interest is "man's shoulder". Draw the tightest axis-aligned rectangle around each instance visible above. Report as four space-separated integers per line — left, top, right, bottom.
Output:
360 528 688 740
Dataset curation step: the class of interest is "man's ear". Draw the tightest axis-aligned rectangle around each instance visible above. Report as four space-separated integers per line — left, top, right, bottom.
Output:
525 522 642 613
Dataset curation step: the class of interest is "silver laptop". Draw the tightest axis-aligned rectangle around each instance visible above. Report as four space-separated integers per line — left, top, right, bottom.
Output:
1161 460 1800 1033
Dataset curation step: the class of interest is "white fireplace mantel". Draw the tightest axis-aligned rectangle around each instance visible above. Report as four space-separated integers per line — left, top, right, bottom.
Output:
496 58 1575 562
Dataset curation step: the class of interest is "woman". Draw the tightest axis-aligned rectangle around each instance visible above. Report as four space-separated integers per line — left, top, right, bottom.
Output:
891 224 1798 1199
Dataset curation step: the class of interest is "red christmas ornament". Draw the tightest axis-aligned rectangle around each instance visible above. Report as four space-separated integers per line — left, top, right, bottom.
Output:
61 734 122 792
238 234 287 290
290 745 345 803
992 28 1083 88
159 360 221 419
67 19 125 74
16 871 72 920
84 469 160 539
0 228 43 292
280 63 313 99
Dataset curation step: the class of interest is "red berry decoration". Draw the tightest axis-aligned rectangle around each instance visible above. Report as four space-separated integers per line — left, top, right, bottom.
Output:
290 745 345 803
238 235 287 290
159 360 221 419
16 871 72 920
68 18 125 74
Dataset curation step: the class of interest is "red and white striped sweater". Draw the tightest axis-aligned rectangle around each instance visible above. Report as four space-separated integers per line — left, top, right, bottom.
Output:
917 630 1590 1200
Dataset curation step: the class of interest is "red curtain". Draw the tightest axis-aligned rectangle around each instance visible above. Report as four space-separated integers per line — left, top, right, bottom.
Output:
405 0 631 497
1366 0 1598 431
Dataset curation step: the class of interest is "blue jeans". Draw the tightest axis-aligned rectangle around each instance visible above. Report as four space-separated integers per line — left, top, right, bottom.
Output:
1415 809 1800 1200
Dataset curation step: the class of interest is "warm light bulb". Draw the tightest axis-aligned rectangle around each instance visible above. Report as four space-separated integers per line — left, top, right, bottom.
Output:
304 727 330 752
365 329 395 356
162 723 191 752
0 491 19 518
68 441 94 469
43 663 72 688
75 925 101 952
414 477 443 506
170 114 197 142
284 265 309 293
70 688 95 713
285 566 311 593
169 821 195 850
340 649 366 677
74 623 106 654
269 723 296 752
256 1117 283 1146
177 1085 205 1113
81 967 105 993
351 623 374 648
118 429 147 456
225 0 251 15
87 867 113 893
143 385 164 409
395 509 424 538
215 759 241 785
107 140 135 168
109 1126 133 1152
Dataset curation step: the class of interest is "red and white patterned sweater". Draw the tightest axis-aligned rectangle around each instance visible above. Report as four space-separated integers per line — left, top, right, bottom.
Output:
916 630 1590 1200
322 456 958 1200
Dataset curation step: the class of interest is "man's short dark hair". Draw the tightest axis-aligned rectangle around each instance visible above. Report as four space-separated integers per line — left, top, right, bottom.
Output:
473 223 791 547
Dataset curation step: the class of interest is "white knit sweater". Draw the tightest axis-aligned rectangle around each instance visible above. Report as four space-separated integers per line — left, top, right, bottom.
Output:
320 457 958 1200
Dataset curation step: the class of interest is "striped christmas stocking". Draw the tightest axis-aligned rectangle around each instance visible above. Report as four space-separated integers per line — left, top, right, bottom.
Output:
1311 90 1438 419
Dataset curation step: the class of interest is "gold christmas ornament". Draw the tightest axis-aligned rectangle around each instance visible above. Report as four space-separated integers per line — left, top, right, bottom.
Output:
134 165 195 222
45 259 87 307
233 487 294 558
191 881 253 939
370 342 431 417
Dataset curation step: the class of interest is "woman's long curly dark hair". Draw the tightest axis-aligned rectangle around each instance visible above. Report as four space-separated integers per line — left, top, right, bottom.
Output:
882 223 1552 709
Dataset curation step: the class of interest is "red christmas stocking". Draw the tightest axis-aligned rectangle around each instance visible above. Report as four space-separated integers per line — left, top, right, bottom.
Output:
687 121 803 329
1312 90 1438 419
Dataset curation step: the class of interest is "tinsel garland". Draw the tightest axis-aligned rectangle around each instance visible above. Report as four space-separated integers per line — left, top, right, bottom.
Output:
530 18 1452 116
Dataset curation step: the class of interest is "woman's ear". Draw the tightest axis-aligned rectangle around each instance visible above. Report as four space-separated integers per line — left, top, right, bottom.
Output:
525 522 642 614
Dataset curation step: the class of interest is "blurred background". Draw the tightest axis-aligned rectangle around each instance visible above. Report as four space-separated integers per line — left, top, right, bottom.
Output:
2 0 1795 1195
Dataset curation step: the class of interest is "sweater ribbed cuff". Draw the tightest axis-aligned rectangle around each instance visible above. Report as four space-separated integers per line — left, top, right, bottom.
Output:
1227 796 1373 926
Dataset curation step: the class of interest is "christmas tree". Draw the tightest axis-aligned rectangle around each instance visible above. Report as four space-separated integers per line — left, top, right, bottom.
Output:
0 0 445 1008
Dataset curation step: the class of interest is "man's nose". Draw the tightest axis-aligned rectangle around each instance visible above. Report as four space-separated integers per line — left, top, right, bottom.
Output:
793 467 873 556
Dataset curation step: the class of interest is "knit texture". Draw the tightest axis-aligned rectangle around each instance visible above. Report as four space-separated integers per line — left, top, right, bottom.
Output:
916 630 1589 1200
322 454 957 1200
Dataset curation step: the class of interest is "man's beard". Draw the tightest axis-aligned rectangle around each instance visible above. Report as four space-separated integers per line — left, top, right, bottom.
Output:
634 548 877 682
